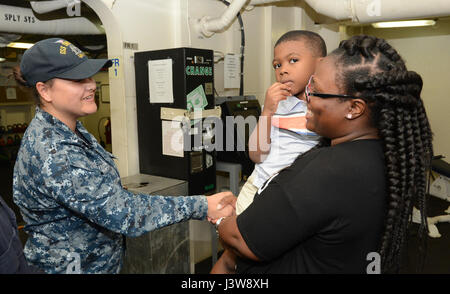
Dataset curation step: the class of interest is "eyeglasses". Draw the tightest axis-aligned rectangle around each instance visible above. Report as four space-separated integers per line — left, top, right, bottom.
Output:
305 76 360 103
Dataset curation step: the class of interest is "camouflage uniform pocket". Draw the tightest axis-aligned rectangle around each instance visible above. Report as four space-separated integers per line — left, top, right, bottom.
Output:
66 154 105 202
67 155 98 172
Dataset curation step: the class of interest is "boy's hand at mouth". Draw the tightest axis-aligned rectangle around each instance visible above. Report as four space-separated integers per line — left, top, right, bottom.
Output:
262 82 292 116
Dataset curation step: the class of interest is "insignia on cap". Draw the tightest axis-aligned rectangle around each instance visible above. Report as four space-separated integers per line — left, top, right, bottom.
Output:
55 39 85 58
68 43 85 58
55 40 70 46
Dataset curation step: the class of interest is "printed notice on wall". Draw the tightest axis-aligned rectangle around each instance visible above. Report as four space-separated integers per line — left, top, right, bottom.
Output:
224 54 240 89
161 120 184 157
6 88 17 100
148 59 174 103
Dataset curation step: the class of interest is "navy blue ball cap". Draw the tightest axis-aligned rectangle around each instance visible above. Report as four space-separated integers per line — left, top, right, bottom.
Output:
20 38 112 87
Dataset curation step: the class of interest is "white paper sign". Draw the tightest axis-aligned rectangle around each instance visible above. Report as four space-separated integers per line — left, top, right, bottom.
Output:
6 88 17 100
148 59 174 103
161 120 184 157
224 54 240 89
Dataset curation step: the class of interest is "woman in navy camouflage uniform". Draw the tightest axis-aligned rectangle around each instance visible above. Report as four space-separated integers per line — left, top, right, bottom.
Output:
12 38 234 274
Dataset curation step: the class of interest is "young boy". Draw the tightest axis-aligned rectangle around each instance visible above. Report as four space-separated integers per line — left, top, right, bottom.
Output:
238 30 326 215
211 30 327 273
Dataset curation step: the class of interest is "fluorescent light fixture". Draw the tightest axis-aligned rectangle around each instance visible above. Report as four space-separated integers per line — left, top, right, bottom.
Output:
0 57 5 62
372 20 436 28
7 42 34 49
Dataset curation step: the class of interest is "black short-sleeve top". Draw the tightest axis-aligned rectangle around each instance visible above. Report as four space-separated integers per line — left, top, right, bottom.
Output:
236 139 387 274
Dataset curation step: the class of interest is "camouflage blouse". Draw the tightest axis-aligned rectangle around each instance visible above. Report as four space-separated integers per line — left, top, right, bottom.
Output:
13 107 207 273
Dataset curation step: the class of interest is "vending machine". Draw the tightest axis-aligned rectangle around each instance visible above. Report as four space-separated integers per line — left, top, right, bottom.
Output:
134 48 220 195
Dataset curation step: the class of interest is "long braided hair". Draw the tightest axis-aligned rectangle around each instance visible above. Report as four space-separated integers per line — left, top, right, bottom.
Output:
327 35 433 273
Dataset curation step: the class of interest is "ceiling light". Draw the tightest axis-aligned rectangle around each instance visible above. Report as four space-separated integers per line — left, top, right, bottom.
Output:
372 20 436 28
0 57 5 62
7 42 34 49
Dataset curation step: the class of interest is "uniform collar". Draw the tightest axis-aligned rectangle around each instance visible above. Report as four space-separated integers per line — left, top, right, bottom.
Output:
35 107 93 147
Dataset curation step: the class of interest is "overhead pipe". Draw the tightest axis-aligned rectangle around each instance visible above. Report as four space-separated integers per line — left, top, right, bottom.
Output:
249 0 450 23
304 0 450 24
193 0 297 37
248 0 288 5
0 4 103 35
197 0 450 36
30 0 78 15
303 0 353 21
194 0 249 37
245 0 288 11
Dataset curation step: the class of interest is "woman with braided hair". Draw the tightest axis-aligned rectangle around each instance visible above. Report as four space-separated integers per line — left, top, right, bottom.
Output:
213 34 433 274
326 35 433 273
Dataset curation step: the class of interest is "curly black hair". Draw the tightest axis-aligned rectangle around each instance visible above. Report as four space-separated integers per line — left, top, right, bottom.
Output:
329 35 433 273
